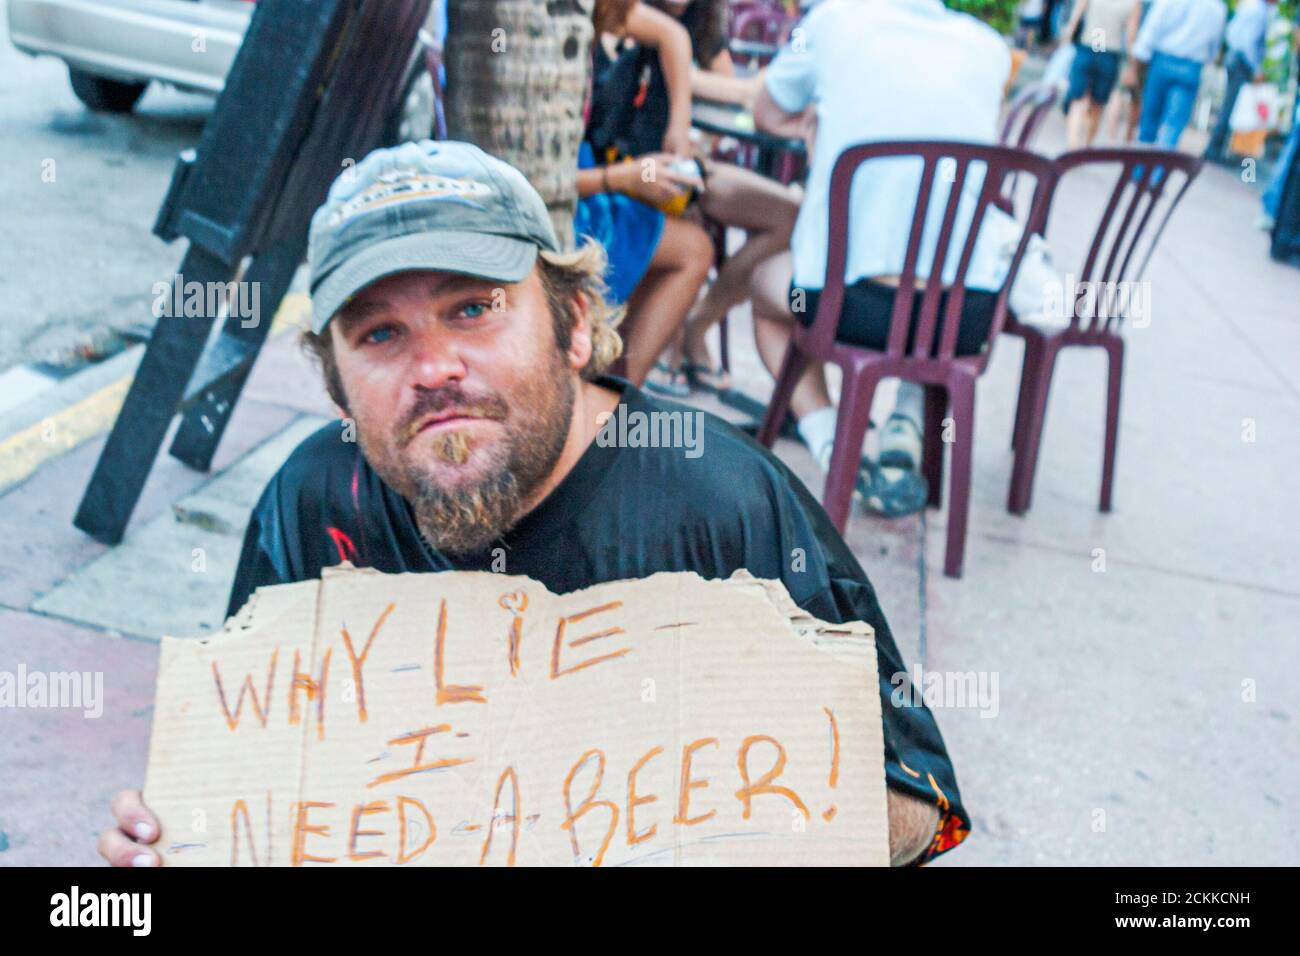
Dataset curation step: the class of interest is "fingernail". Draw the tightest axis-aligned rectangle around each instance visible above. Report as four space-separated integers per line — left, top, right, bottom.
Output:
134 822 154 840
131 853 156 867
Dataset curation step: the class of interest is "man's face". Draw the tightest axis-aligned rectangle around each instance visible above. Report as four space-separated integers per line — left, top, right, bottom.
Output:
328 266 588 554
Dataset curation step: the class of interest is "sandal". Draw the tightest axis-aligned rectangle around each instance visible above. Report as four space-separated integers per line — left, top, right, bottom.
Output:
683 358 732 395
644 359 692 398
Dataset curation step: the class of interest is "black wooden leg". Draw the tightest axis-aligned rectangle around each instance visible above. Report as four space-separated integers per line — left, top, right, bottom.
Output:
169 236 306 471
73 244 231 545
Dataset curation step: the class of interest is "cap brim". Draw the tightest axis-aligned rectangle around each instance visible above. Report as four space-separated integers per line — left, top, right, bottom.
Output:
310 230 539 333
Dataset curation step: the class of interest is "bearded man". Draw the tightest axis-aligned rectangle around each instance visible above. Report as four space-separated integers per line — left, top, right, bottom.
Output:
98 140 968 867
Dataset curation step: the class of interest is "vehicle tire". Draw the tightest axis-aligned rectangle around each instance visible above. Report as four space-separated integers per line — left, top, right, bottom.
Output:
381 57 436 146
67 67 147 113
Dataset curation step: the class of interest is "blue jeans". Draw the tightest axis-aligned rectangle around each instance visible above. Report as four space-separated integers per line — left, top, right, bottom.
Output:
1138 52 1204 148
1262 121 1300 218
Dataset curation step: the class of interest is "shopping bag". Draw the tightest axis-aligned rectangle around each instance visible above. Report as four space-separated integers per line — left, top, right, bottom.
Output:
1229 83 1280 133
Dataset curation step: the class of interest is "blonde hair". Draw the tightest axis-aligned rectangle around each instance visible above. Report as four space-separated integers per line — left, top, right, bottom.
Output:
538 238 624 381
300 239 624 412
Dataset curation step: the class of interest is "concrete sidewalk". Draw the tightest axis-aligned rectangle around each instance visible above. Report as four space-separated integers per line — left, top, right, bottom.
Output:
2 114 1297 866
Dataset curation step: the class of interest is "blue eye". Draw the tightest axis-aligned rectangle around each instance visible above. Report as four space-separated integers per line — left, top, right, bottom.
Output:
364 326 396 345
460 302 488 319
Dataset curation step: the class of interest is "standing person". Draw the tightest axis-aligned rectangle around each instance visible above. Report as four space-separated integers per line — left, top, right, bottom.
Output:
1259 18 1300 230
1061 0 1136 147
1107 0 1154 143
747 0 1016 517
1131 0 1227 149
1205 0 1276 163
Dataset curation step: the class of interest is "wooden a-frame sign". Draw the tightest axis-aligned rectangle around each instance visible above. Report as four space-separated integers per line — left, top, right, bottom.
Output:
74 0 432 545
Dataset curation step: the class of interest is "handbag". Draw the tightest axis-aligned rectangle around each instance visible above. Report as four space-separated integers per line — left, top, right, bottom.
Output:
586 42 669 161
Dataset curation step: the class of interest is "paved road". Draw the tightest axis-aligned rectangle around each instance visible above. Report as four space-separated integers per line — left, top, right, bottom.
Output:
0 0 216 373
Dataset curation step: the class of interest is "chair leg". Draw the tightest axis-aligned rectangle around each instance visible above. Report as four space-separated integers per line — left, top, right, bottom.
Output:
1011 332 1041 451
922 384 947 508
718 315 730 375
1100 337 1124 513
757 343 808 448
822 365 881 533
1007 339 1061 515
943 377 977 578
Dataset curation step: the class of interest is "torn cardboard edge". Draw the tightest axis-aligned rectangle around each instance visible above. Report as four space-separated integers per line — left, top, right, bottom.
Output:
147 565 888 866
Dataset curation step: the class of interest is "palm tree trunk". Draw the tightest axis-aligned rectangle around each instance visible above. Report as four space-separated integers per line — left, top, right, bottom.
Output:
443 0 594 248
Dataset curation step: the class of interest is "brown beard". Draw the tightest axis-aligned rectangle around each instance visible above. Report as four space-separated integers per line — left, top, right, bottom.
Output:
360 353 575 556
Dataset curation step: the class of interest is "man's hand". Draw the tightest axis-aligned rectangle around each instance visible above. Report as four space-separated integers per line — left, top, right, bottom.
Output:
97 789 162 867
887 787 940 866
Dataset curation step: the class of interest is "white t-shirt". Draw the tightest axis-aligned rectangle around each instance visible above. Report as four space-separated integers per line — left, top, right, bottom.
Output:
765 0 1013 292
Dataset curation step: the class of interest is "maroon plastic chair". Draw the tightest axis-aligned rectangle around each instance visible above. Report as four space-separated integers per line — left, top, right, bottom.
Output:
729 4 792 69
999 82 1057 150
756 141 1057 577
1005 148 1202 515
995 82 1056 214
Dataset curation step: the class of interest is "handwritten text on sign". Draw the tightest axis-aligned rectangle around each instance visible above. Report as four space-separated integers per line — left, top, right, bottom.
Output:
143 568 888 866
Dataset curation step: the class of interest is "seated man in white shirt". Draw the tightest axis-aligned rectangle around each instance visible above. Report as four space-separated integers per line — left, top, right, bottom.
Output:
748 0 1016 516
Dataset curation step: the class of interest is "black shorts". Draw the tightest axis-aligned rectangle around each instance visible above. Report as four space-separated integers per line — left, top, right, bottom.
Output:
791 278 998 357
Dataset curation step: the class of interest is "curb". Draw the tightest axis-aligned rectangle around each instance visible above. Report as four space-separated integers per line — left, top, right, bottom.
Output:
0 293 311 496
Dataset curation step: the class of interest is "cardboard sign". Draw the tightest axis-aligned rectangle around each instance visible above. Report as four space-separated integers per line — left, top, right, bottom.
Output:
143 566 888 866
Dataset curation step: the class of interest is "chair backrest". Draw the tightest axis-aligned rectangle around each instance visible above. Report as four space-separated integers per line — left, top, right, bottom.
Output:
730 4 791 45
1048 148 1202 334
999 82 1057 150
807 141 1057 364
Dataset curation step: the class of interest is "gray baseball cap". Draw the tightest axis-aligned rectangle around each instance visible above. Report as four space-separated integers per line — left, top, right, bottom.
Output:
307 140 560 333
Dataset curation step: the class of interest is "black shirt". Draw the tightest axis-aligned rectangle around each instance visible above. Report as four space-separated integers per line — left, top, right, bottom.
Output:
228 378 970 861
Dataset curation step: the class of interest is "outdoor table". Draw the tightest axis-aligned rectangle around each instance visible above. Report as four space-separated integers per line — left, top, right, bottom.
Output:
729 38 779 66
691 98 806 182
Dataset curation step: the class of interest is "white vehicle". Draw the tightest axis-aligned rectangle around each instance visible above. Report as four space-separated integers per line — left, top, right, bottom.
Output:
8 0 438 141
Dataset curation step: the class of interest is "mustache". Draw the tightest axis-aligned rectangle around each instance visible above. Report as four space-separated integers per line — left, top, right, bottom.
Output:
397 385 510 449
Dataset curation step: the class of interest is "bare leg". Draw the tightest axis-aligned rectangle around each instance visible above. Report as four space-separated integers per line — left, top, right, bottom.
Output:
1084 100 1104 145
1065 97 1091 150
620 216 713 386
750 252 832 419
687 164 800 386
